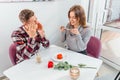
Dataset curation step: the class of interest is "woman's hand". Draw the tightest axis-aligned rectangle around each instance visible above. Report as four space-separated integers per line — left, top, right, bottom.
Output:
60 26 65 32
70 28 80 35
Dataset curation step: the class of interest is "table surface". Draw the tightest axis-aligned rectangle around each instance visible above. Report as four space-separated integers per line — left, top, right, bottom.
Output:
3 45 103 80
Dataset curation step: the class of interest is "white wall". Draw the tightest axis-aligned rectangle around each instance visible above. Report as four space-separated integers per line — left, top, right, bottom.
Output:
0 0 89 76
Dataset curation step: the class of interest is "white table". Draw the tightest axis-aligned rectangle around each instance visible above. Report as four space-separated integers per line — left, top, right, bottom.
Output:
3 45 103 80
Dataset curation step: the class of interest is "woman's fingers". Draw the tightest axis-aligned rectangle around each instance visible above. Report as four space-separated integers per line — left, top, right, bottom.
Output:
70 29 79 34
60 26 65 31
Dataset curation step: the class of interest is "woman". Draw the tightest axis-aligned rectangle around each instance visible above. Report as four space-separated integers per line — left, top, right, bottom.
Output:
60 5 92 55
11 9 49 64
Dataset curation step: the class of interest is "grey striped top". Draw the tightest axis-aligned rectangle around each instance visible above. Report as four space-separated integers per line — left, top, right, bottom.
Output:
61 23 92 52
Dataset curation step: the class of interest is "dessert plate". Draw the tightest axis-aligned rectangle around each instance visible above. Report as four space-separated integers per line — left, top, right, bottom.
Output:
51 54 66 62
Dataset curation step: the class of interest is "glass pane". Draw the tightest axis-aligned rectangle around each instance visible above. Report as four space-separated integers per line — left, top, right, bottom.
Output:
101 30 120 67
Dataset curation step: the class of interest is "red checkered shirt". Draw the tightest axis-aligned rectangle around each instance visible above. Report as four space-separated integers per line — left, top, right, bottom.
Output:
11 26 50 64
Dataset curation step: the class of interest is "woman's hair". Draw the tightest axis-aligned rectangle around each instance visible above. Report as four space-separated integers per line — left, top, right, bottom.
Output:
19 9 34 23
68 5 87 27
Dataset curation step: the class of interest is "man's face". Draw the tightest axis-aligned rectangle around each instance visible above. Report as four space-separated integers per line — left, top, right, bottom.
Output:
28 15 37 24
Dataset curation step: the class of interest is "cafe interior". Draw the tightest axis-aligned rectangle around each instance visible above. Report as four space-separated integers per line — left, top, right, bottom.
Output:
0 0 120 80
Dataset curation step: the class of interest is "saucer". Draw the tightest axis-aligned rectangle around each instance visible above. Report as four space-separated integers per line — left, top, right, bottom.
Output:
51 54 66 62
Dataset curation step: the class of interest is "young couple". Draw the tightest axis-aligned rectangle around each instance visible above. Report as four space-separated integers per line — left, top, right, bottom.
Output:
11 5 91 64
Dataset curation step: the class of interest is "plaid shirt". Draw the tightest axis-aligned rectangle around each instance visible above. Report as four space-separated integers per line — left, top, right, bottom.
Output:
11 26 49 64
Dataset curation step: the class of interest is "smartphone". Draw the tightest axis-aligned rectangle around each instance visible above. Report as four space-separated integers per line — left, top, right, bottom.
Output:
65 28 71 31
37 23 43 30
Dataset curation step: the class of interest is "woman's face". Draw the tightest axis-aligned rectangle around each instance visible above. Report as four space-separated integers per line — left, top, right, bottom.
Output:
69 11 80 28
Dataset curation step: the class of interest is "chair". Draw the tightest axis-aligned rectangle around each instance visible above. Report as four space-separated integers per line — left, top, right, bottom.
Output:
86 36 102 77
9 43 17 65
87 36 102 58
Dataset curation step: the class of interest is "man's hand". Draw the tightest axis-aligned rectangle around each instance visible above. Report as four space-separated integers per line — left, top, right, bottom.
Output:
38 29 45 38
25 22 37 38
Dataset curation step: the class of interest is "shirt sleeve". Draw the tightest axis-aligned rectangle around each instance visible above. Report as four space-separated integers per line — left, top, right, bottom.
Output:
61 30 66 42
40 37 50 48
75 27 92 51
11 29 37 63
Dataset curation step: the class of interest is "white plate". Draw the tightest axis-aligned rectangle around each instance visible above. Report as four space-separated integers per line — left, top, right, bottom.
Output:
51 54 66 62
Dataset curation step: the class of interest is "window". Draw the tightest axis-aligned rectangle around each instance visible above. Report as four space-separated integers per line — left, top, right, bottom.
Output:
0 0 54 3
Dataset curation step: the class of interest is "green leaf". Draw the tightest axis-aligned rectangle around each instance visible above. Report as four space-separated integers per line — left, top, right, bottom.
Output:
64 61 68 64
69 65 73 68
78 64 86 68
